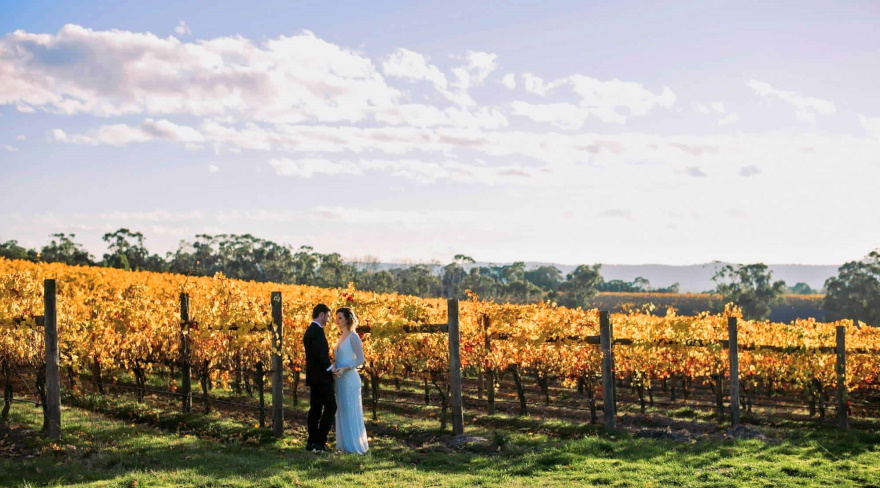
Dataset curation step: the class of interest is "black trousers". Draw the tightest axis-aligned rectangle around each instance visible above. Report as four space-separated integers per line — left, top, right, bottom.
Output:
307 382 337 446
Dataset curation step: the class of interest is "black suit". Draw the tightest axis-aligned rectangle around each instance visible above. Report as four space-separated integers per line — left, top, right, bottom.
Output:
303 321 336 447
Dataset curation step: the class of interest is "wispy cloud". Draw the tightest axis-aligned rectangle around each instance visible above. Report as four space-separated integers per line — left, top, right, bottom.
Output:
747 80 835 122
739 165 761 177
858 114 880 139
174 21 191 36
683 166 707 177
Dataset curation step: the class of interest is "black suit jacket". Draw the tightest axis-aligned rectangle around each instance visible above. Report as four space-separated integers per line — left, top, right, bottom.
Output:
303 322 333 386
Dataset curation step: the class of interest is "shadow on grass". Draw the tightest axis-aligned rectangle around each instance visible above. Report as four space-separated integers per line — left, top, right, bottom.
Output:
3 393 880 487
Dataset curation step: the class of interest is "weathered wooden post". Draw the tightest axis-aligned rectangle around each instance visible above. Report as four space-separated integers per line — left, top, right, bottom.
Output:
483 315 496 415
180 293 192 414
600 311 615 429
271 292 284 438
836 325 848 430
729 316 740 426
256 361 266 428
448 299 464 436
44 279 61 439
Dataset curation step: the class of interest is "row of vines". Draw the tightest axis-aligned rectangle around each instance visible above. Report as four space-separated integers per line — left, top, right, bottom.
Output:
2 258 879 426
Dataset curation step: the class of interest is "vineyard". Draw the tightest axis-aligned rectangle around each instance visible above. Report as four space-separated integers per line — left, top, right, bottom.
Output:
2 257 880 438
589 292 825 322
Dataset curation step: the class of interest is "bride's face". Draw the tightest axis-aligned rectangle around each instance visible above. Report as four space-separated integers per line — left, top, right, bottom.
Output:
335 312 346 333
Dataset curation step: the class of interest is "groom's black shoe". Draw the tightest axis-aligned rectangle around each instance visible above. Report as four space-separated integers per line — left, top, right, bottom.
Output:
306 443 319 452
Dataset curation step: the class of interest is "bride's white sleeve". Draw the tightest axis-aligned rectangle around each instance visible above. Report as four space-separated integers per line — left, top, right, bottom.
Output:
350 334 365 369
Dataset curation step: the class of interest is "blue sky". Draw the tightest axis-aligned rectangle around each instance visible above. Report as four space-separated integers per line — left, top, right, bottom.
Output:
1 0 879 265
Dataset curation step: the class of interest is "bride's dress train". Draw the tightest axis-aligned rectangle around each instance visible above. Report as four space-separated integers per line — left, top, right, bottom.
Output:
334 333 369 454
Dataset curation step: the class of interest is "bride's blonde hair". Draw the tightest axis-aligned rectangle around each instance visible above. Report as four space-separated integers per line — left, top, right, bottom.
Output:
335 307 358 332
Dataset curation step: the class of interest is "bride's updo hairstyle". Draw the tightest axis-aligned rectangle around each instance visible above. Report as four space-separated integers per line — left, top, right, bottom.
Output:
336 307 358 332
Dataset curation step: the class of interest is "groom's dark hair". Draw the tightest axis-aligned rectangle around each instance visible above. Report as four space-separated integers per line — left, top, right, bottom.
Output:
312 304 331 319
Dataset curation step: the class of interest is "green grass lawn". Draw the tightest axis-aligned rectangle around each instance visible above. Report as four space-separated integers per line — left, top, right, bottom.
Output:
2 398 880 488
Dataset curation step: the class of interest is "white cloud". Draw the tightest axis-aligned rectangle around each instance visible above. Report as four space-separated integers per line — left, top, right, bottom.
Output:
208 164 220 173
268 156 538 184
718 113 740 125
696 101 725 114
15 134 25 140
374 104 508 129
522 73 558 97
98 209 204 222
858 114 880 138
451 50 498 90
567 75 676 123
696 102 738 125
500 73 516 89
51 119 204 146
269 158 364 178
747 80 835 122
174 21 191 37
1 144 17 151
382 48 448 90
515 74 674 125
0 24 400 123
510 102 589 130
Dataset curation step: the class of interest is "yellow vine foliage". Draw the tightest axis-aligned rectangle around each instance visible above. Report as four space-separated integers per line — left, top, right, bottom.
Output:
1 258 879 398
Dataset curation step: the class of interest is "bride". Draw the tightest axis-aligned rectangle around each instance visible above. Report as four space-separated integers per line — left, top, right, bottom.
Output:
330 307 369 454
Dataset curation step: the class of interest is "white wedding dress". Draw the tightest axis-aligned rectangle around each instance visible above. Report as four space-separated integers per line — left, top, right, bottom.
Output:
334 333 369 454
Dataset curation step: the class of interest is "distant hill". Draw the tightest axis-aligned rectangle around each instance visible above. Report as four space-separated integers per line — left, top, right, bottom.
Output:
359 261 840 293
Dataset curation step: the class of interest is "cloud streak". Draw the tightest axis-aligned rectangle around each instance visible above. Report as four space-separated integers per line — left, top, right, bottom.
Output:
747 80 835 122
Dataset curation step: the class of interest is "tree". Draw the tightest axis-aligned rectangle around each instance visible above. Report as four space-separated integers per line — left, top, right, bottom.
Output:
102 228 166 272
292 246 320 285
441 255 474 298
166 235 220 276
712 263 786 320
316 252 357 288
824 251 880 325
40 233 95 266
524 265 563 291
0 240 39 261
360 270 396 294
393 265 441 297
654 282 680 293
558 264 603 309
789 282 817 295
463 266 500 299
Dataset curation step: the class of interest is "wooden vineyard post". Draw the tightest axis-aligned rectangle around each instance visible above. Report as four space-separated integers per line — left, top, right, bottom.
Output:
836 325 848 430
600 311 615 430
271 292 284 438
448 299 464 436
256 361 266 428
43 279 61 439
484 315 496 415
180 293 192 414
728 316 740 426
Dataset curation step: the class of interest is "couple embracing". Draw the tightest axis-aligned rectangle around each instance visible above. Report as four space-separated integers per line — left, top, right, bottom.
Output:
302 304 369 454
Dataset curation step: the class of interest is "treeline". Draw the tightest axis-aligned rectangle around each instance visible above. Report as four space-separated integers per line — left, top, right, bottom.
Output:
589 292 826 323
1 230 877 324
0 230 677 309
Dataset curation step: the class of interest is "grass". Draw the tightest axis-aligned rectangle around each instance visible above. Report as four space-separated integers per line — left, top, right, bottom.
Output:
2 397 880 487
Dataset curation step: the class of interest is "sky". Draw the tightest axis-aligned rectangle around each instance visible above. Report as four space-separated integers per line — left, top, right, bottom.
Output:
1 0 879 266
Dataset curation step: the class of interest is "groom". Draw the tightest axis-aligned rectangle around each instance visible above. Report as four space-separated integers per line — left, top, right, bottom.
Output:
303 304 337 452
